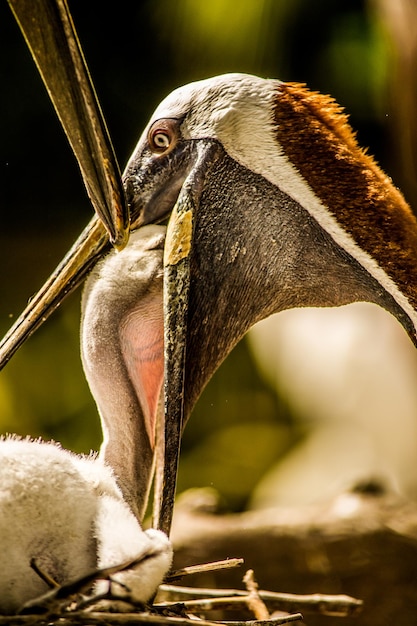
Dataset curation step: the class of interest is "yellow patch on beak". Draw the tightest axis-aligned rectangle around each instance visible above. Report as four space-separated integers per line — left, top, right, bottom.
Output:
164 204 193 266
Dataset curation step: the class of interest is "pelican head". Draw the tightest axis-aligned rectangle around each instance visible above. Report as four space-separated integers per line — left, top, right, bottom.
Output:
2 73 417 534
122 73 417 408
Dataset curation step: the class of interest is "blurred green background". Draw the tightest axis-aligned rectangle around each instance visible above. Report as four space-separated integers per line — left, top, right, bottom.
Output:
1 0 416 512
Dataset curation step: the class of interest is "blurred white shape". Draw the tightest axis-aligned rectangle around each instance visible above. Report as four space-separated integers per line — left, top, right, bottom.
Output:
247 303 417 508
0 437 172 614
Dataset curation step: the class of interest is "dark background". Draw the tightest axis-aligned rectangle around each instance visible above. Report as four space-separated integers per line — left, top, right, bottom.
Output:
0 0 414 510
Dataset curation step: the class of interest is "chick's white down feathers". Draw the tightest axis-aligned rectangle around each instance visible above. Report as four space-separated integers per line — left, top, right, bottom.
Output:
0 437 172 614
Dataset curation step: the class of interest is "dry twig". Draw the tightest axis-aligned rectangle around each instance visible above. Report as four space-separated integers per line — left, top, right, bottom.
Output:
30 559 59 589
166 558 244 582
158 583 363 617
0 612 303 625
243 569 270 620
21 547 163 614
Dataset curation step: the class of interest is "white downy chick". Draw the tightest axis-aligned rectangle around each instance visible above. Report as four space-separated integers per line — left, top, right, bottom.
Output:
0 437 172 614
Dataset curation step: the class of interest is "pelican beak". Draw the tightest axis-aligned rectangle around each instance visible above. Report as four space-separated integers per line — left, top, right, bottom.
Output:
1 1 130 366
130 141 222 535
152 174 194 535
7 0 129 249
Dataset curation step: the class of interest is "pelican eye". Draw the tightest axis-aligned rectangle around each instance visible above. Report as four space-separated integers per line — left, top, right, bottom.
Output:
153 132 170 149
148 119 179 155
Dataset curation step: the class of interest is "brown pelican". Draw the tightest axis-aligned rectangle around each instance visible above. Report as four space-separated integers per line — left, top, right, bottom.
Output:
124 73 417 530
0 226 171 614
2 73 417 535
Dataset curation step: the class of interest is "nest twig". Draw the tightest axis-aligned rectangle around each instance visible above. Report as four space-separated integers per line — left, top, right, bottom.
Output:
158 582 363 617
0 555 362 625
